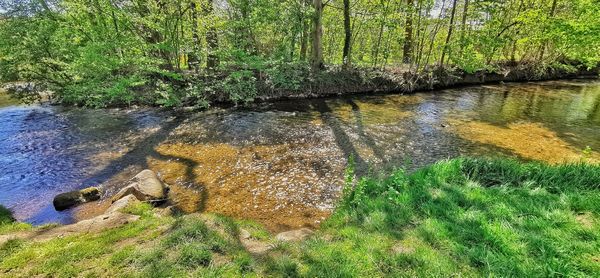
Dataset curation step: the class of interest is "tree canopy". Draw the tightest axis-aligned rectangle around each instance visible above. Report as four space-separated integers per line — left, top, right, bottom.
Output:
1 0 599 107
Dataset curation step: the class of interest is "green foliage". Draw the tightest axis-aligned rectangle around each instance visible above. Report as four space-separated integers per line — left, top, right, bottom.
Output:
0 206 31 235
1 0 598 107
153 80 181 107
121 202 154 218
265 255 300 277
221 70 257 105
264 62 309 91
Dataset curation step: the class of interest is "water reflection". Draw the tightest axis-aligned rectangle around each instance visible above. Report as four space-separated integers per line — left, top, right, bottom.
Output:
0 80 598 230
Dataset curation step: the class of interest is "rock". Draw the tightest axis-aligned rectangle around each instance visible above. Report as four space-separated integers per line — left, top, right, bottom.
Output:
133 169 168 200
153 206 179 218
275 228 314 242
35 212 139 241
106 195 140 214
112 184 143 202
239 228 252 240
112 170 168 204
0 212 140 244
238 228 273 254
80 187 101 201
53 187 101 211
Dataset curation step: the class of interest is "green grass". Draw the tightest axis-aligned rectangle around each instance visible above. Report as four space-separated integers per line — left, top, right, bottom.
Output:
315 158 600 277
1 158 599 277
0 206 31 235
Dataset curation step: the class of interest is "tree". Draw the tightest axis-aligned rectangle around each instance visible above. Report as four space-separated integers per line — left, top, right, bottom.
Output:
310 0 324 70
459 0 469 51
342 0 351 68
440 0 458 67
204 0 219 69
403 0 414 64
538 0 558 62
188 0 201 72
1 0 599 107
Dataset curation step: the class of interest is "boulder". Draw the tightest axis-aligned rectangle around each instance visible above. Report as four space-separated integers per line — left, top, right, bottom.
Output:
153 206 179 218
1 210 140 245
112 184 143 202
275 228 314 242
106 195 140 214
35 212 140 241
112 170 168 204
53 187 101 211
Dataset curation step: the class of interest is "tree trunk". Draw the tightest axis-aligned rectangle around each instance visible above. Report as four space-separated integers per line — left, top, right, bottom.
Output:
423 0 446 70
538 0 558 62
188 1 201 72
373 20 384 67
310 0 324 70
342 0 352 68
300 18 308 61
459 0 469 51
402 0 413 64
204 0 219 69
413 0 425 70
440 0 458 67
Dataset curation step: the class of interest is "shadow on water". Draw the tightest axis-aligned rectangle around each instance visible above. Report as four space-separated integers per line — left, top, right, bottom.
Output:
313 100 369 175
346 99 387 165
2 79 599 227
25 115 209 223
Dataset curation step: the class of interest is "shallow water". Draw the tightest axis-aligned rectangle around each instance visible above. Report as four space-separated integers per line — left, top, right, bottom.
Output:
1 80 599 230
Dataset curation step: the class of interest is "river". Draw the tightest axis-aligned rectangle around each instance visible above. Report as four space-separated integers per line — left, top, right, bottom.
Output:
1 79 599 231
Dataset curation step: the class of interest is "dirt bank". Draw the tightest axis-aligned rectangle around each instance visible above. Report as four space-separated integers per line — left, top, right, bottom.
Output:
248 63 599 103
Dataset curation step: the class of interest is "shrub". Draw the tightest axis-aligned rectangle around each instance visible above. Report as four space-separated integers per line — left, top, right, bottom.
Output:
0 205 14 225
221 70 257 105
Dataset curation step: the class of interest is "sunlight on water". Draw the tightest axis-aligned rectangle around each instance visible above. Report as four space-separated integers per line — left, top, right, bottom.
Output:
448 120 599 163
1 79 599 230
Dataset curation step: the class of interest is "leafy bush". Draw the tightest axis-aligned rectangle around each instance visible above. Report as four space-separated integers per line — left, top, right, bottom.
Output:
264 62 309 91
221 70 257 105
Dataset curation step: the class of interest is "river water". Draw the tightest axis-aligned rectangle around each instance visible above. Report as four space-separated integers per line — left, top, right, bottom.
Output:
1 80 599 231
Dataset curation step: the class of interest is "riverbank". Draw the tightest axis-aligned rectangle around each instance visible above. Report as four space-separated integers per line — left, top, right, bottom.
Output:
4 62 599 108
1 158 599 277
249 62 600 103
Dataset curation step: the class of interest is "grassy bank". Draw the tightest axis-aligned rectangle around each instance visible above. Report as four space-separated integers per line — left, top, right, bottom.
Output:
1 158 599 277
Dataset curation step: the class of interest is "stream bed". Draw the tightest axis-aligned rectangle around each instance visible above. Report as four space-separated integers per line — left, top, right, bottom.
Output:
1 79 599 231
